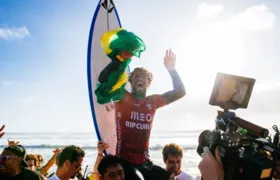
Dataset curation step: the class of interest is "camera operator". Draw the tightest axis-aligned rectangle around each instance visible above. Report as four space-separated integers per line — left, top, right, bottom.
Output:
198 147 224 180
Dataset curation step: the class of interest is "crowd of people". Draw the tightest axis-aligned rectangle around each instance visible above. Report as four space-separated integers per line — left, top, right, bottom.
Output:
0 49 225 180
0 125 223 180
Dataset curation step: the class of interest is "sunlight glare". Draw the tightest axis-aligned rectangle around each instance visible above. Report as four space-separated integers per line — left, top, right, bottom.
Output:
175 21 246 97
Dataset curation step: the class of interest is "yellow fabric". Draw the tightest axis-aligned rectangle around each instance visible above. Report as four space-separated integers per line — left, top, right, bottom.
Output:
116 54 125 62
88 174 95 180
110 71 127 93
100 28 124 55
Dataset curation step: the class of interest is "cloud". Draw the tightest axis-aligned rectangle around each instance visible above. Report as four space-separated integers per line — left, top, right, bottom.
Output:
196 3 276 32
0 26 30 40
227 4 276 32
196 2 224 20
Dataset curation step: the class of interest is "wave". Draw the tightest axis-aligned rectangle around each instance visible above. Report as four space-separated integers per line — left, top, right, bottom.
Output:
3 133 200 140
0 144 197 151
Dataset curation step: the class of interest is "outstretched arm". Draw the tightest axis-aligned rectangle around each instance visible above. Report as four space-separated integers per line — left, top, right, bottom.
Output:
156 49 186 106
39 149 61 175
161 69 186 104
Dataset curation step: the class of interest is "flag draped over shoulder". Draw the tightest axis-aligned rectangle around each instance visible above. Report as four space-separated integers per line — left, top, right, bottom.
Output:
94 28 146 104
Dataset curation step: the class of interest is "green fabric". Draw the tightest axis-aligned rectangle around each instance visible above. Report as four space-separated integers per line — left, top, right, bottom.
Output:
108 29 146 58
95 59 131 104
95 29 146 104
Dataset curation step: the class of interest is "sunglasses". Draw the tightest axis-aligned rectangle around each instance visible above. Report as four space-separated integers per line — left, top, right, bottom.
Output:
70 162 81 170
0 155 10 161
0 155 19 161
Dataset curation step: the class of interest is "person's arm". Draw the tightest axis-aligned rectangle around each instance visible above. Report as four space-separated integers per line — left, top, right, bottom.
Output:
93 153 103 180
161 69 186 104
40 149 60 175
155 50 186 108
39 156 55 175
93 141 109 179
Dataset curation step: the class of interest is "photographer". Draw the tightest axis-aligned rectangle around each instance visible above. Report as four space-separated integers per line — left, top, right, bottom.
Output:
198 147 224 180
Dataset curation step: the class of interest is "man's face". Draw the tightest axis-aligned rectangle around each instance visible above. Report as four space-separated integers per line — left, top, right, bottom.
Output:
64 156 84 179
164 154 182 176
130 69 150 94
101 164 125 180
0 150 21 174
27 159 36 171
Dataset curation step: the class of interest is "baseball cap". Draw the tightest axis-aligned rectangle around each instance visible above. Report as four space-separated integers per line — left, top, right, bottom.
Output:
4 145 28 167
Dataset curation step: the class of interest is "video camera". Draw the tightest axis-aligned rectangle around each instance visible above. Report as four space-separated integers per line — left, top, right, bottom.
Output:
197 73 280 180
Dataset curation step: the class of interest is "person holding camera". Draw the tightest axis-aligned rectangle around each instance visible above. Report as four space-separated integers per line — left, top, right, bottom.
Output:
198 147 224 180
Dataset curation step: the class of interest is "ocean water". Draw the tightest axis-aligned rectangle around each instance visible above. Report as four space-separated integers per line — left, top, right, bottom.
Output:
0 131 202 176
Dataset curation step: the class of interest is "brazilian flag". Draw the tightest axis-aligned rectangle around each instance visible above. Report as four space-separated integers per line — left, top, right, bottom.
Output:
95 28 146 104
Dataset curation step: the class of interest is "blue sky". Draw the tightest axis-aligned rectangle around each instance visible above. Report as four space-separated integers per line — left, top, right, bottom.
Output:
0 0 280 133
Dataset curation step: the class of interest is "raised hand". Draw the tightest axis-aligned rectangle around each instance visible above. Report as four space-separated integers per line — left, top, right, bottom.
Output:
97 141 109 154
0 125 5 138
8 139 20 146
53 148 61 155
164 49 176 71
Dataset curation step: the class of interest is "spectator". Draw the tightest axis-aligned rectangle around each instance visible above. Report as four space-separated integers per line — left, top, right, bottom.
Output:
162 143 200 180
26 148 61 177
0 144 42 179
97 155 144 180
47 145 85 180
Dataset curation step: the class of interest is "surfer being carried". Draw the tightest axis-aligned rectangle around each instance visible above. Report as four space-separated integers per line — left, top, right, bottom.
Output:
96 30 186 179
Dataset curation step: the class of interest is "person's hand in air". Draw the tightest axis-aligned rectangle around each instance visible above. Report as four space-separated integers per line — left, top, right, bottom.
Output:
53 148 61 155
97 141 109 155
198 147 224 180
164 49 176 71
7 139 20 146
0 125 5 138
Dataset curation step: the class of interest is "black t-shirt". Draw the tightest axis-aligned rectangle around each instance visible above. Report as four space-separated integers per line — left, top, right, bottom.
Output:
10 168 42 180
0 174 10 180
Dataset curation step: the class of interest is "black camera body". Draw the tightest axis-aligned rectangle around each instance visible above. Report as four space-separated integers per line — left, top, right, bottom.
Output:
197 110 280 180
197 73 280 180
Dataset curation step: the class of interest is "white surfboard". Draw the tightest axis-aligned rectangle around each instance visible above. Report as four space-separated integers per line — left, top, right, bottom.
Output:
87 0 130 155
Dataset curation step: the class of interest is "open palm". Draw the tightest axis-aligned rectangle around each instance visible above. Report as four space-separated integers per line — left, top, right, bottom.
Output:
164 49 176 71
8 139 20 146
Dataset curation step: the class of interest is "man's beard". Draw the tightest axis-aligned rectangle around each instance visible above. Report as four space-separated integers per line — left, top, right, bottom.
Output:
133 83 147 95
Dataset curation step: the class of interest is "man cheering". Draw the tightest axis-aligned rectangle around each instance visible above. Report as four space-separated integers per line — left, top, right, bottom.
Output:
98 49 186 179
